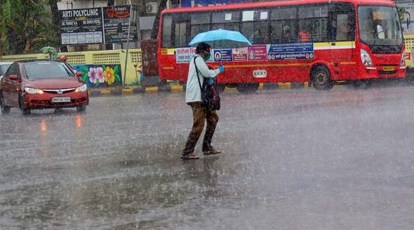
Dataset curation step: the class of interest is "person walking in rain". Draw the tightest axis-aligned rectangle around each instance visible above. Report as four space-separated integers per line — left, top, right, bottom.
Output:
181 42 225 160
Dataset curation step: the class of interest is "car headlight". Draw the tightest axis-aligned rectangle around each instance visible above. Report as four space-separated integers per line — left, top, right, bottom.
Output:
75 84 87 92
24 87 43 94
360 49 373 68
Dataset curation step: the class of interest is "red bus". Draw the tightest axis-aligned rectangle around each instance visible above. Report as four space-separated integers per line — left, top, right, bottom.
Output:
157 0 405 92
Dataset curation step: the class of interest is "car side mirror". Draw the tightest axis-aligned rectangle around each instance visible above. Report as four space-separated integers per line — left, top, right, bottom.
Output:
76 72 84 82
9 74 18 81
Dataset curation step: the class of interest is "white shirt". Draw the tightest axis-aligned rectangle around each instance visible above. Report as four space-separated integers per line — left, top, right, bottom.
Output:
185 55 220 103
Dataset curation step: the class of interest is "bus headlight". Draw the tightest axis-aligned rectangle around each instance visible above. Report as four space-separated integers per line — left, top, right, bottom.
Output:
360 49 373 67
75 84 87 92
24 87 43 94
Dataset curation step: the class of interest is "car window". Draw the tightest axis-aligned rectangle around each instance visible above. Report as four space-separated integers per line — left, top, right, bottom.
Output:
6 63 20 79
0 65 9 75
23 62 74 79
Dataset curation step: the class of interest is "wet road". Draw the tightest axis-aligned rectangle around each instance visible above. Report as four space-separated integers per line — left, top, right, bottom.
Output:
1 85 414 229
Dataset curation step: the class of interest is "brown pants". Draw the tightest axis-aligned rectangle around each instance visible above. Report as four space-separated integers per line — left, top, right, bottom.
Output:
182 102 219 156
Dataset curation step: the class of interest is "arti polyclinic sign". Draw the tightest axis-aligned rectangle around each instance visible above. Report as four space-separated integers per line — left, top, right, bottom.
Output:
181 0 249 7
59 8 103 45
59 6 138 45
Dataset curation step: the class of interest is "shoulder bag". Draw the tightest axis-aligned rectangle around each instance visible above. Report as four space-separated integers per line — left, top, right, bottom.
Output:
194 57 221 111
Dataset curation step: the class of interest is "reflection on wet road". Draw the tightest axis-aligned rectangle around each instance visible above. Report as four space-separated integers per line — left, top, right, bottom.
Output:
1 86 414 229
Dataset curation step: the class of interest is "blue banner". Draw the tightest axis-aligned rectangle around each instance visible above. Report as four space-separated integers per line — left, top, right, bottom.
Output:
181 0 249 7
267 43 314 61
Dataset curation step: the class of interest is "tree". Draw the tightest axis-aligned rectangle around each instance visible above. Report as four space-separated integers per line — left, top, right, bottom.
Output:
151 0 168 39
0 0 59 56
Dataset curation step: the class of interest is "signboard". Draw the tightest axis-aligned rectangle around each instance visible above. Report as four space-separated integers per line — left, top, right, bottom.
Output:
59 5 138 45
396 2 414 35
213 49 232 61
267 43 314 60
176 47 196 63
59 8 103 45
103 5 138 44
232 47 248 61
248 45 267 61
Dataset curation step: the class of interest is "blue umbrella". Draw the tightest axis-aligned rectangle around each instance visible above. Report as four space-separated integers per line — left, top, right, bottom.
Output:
189 29 252 47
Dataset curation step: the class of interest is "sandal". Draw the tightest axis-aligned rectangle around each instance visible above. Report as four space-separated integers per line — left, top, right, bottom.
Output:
203 148 221 156
181 153 200 160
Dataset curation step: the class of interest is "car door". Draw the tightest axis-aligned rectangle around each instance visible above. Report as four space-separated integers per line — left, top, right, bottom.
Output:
2 63 21 107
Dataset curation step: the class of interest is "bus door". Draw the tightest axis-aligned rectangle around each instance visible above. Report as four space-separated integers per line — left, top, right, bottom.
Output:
328 4 356 80
172 14 191 79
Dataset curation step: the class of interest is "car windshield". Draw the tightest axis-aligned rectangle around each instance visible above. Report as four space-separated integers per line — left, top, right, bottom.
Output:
358 5 403 46
23 62 74 79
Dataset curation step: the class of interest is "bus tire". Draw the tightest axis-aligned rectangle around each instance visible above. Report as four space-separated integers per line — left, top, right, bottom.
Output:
312 66 334 90
236 83 259 93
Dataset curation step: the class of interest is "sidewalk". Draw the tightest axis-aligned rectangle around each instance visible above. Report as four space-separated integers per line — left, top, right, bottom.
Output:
88 82 312 97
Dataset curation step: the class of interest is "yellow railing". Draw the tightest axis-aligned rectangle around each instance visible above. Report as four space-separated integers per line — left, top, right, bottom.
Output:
1 49 143 86
405 35 414 68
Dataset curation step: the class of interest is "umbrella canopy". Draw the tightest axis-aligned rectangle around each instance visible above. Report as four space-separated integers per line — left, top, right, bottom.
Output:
189 29 252 48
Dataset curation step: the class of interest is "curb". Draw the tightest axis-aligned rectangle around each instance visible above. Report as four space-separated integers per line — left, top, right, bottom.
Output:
88 82 313 97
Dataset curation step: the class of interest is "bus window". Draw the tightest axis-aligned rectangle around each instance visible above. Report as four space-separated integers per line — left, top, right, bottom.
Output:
169 14 190 47
190 12 210 40
212 10 240 25
174 22 188 47
211 10 240 32
312 18 328 41
358 6 402 45
335 14 352 41
241 10 269 44
298 5 329 42
327 3 355 42
254 21 269 44
162 14 173 48
270 7 297 43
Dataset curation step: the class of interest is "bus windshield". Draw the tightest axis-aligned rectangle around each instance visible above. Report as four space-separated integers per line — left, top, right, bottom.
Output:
358 5 403 46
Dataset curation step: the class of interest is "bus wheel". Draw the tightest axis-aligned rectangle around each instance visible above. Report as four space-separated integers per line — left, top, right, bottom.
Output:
217 84 225 93
236 83 259 93
312 66 334 90
352 80 371 89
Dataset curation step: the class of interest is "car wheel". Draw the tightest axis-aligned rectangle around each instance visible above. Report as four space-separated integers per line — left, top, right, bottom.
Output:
0 92 11 114
22 108 31 115
312 66 334 90
76 104 86 112
19 94 31 115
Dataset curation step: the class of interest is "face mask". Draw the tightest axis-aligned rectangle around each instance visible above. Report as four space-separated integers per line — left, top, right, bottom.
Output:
203 53 211 61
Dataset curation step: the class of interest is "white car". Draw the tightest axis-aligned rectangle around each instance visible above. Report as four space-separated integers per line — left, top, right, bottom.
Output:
0 61 13 80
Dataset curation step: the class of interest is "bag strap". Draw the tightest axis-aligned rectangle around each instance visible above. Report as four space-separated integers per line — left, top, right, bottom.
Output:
193 56 203 91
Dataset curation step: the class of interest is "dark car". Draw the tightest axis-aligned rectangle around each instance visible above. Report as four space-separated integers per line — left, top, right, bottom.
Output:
0 60 89 115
